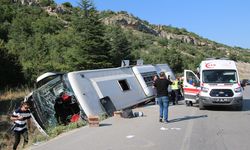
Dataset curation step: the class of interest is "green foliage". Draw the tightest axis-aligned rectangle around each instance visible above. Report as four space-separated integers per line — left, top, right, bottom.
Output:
99 113 108 121
31 16 64 34
99 10 116 18
228 52 237 61
158 38 169 47
78 0 95 17
69 0 111 70
62 2 73 8
1 1 250 89
39 0 55 7
47 121 86 138
25 121 87 145
105 25 132 67
0 4 16 42
31 133 48 144
0 40 24 89
164 49 183 73
0 0 12 5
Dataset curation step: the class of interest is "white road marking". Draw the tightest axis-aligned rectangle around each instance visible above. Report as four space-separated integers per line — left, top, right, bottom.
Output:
126 135 135 139
171 127 181 130
160 127 169 130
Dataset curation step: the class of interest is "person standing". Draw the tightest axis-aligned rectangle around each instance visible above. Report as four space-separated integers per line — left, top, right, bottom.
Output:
10 101 31 150
153 75 159 104
154 72 172 123
171 77 180 105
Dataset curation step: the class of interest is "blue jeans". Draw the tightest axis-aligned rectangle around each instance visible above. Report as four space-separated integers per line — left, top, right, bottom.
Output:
156 96 169 122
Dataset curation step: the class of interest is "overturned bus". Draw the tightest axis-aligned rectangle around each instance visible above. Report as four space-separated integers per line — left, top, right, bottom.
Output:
26 64 175 134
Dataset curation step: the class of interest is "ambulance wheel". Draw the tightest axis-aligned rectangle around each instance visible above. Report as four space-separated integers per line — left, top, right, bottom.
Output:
185 101 190 106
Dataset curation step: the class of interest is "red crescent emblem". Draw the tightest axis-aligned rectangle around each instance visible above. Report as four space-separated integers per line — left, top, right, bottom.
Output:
205 63 216 68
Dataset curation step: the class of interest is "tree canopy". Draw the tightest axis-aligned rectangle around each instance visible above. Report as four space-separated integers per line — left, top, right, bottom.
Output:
0 0 250 89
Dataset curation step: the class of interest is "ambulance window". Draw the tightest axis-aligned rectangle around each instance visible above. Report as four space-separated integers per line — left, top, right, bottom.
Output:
203 70 237 83
186 71 199 86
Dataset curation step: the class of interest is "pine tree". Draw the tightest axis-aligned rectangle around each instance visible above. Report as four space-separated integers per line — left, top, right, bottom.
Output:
105 26 132 67
0 40 24 88
69 0 111 70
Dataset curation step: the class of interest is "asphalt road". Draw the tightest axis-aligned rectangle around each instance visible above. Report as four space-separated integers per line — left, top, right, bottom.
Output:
31 86 250 150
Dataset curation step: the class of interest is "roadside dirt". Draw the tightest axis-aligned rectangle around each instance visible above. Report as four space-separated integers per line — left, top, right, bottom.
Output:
0 99 22 150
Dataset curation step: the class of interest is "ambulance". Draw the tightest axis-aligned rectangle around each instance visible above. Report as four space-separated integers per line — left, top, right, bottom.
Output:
184 58 243 110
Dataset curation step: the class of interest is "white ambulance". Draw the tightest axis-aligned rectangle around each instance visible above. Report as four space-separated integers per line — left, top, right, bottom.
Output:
184 58 243 110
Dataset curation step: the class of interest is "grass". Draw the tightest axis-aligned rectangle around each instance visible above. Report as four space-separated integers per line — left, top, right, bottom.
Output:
46 120 87 138
0 86 32 101
1 118 88 150
1 113 109 149
28 120 88 148
0 87 111 149
31 113 108 145
0 132 13 150
0 87 32 150
99 113 109 121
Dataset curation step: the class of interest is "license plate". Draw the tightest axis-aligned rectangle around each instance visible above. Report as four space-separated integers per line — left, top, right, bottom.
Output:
213 98 230 103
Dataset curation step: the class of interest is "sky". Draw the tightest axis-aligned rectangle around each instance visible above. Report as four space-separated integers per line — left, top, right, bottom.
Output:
55 0 250 49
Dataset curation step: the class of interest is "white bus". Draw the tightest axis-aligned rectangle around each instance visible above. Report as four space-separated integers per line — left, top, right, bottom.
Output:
26 64 174 133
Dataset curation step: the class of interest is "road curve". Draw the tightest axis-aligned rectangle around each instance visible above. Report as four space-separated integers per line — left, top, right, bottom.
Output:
31 86 250 150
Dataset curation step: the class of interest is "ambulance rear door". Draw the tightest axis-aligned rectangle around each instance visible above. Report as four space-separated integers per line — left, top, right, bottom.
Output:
183 70 200 105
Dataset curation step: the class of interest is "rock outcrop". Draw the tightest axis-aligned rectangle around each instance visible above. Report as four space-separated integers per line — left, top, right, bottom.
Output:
102 13 158 36
45 5 68 15
12 0 39 5
236 62 250 79
102 13 213 47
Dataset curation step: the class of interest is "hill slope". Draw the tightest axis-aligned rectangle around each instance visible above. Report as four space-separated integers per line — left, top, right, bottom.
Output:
236 62 250 80
1 1 250 87
100 11 250 78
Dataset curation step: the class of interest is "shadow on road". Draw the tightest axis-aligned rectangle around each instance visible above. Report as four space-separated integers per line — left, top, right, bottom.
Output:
169 114 208 123
242 99 250 111
99 123 112 127
191 99 250 112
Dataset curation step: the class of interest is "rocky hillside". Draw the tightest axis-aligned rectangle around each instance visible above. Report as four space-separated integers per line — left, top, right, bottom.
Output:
3 1 250 81
101 12 250 79
236 62 250 80
101 12 243 50
14 1 250 56
13 0 39 5
102 13 204 45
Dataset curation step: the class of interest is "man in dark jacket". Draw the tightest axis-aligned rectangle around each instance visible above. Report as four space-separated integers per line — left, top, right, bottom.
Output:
154 72 172 123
